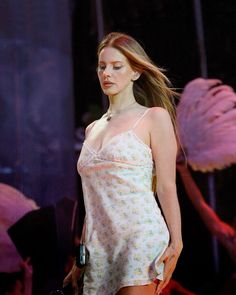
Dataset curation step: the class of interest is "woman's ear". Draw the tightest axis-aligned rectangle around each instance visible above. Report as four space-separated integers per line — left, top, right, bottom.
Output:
131 71 141 81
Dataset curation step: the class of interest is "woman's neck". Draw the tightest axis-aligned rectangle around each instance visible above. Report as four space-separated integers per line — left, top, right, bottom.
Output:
105 91 138 121
108 97 137 112
108 87 137 112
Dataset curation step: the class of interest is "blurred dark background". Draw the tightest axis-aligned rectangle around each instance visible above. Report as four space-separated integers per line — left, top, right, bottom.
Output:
0 0 236 294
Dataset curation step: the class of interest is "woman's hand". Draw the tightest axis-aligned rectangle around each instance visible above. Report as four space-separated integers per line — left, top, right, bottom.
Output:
155 242 183 295
63 260 83 292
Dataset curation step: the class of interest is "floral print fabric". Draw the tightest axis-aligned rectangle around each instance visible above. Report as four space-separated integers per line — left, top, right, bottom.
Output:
77 109 170 295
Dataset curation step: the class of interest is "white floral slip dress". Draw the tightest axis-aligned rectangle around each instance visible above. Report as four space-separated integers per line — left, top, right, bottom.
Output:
77 108 170 295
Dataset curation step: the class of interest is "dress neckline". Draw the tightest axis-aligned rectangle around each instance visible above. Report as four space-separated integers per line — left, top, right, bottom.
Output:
84 129 152 156
84 108 151 155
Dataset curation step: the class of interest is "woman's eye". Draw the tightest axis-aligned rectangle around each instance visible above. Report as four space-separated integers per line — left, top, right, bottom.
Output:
113 66 122 70
98 65 106 70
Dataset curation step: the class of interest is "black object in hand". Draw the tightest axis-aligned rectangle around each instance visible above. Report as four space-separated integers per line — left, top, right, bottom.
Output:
75 243 89 268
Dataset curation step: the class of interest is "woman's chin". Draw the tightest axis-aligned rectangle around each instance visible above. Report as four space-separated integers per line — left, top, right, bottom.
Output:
102 89 119 96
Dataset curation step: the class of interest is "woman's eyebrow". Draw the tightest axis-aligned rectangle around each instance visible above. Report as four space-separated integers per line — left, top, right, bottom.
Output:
98 60 123 64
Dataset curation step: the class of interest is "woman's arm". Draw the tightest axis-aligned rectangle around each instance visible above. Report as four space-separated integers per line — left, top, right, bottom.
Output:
63 217 86 291
149 107 182 294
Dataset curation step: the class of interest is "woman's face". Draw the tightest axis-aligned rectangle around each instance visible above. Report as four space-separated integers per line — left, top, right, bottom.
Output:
97 47 136 96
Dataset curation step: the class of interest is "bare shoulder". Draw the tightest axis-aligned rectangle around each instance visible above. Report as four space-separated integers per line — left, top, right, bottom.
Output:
148 107 177 151
147 107 172 129
85 120 97 138
148 106 171 119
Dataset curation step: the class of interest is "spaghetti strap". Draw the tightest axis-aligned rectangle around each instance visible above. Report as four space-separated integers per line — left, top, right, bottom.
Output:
132 108 150 129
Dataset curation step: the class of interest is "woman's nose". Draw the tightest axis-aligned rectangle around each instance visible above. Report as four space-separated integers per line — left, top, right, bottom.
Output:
103 66 112 77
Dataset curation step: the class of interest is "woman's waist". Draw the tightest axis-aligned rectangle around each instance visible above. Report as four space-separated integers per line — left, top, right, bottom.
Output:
82 175 154 196
85 211 169 245
84 193 164 226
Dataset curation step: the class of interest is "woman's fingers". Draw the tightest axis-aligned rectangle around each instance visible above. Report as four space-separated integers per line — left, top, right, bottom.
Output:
72 266 81 290
155 244 182 294
155 251 168 270
156 264 173 295
63 271 72 287
155 262 172 294
156 273 172 294
63 262 81 290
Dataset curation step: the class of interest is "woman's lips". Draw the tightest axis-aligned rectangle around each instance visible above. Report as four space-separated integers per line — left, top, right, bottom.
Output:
103 81 114 88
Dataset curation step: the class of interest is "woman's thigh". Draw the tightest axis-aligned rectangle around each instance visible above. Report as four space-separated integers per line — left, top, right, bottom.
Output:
117 282 157 295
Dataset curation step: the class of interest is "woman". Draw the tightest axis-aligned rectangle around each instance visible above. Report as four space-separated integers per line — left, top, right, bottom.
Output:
71 32 182 295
